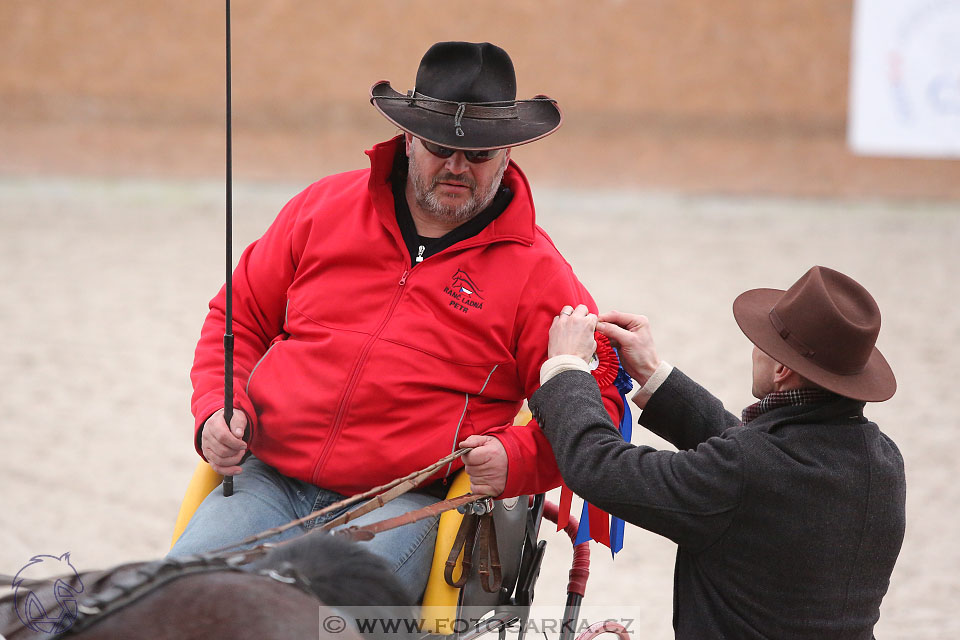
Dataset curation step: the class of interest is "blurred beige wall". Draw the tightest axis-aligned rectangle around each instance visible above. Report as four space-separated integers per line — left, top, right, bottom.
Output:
2 0 958 197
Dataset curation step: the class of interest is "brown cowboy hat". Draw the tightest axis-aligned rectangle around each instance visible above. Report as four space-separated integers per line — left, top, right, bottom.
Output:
370 41 563 150
733 266 896 402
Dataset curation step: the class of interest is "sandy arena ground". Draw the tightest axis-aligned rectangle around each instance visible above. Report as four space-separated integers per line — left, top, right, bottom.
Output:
1 175 958 638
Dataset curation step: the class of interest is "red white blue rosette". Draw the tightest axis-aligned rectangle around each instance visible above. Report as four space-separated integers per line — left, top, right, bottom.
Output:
558 332 634 556
589 332 619 389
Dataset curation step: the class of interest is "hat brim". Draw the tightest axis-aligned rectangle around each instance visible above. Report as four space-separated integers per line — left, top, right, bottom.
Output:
370 80 563 150
733 288 897 402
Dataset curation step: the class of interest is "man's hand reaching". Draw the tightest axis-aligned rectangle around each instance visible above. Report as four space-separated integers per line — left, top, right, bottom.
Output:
596 311 661 385
547 304 598 362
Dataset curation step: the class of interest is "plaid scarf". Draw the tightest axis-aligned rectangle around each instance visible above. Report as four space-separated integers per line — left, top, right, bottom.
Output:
741 388 841 424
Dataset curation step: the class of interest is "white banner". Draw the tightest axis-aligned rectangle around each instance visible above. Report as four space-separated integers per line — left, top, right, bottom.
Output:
848 0 960 157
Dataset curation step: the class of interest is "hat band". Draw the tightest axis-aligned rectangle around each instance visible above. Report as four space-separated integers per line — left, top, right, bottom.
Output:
410 92 519 120
769 309 816 359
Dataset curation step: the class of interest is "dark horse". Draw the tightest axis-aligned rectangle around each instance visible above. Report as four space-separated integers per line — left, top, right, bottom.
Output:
1 533 414 640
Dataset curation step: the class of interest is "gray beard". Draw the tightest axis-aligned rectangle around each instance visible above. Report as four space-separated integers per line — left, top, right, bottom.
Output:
409 153 508 225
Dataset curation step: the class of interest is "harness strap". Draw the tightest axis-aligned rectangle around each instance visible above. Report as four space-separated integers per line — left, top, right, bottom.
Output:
475 513 502 593
334 493 483 543
319 459 450 532
211 448 472 553
442 511 502 593
444 512 479 588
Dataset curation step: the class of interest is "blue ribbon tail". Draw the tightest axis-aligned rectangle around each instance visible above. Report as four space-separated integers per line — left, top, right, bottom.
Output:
609 400 631 557
609 356 633 557
574 499 592 545
610 517 625 557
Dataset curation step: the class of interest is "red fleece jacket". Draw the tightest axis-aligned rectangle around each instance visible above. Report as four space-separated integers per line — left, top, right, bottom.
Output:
191 136 623 497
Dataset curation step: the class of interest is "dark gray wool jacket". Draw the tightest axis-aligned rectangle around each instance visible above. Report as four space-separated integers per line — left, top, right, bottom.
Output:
530 368 905 640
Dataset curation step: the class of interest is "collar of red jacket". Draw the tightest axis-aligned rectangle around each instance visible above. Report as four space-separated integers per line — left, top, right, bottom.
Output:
365 135 538 247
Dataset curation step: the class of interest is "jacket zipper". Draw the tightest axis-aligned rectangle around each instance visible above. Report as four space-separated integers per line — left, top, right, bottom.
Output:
311 269 411 480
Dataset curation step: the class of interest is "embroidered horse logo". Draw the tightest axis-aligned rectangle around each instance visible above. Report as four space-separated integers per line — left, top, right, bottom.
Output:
451 269 484 300
13 552 85 634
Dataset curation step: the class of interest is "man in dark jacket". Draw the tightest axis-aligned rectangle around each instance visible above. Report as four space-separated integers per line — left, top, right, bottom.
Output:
530 266 906 639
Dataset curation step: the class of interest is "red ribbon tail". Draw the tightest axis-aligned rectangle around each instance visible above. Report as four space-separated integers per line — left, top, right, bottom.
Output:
588 503 611 548
557 483 573 531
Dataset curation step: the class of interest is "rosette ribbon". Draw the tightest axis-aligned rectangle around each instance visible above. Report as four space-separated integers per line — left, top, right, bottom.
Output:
556 333 633 556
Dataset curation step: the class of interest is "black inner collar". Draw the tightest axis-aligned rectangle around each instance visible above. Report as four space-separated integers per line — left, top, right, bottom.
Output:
392 163 513 268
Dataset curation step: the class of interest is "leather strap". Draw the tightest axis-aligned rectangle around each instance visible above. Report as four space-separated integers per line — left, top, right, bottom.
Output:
444 513 479 588
412 92 519 120
334 493 482 542
442 511 503 593
320 452 472 532
319 479 410 532
475 514 502 593
211 448 471 554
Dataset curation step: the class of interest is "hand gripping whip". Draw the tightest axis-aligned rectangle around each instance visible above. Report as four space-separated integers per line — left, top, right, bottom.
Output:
222 0 236 497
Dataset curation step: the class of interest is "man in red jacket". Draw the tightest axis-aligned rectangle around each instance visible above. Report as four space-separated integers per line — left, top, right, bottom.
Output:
170 41 623 600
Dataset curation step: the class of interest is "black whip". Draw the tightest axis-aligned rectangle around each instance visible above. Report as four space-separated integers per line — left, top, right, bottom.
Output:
222 0 235 497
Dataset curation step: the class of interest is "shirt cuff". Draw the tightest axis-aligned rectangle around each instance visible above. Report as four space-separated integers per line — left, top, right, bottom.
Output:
540 354 591 385
631 361 673 406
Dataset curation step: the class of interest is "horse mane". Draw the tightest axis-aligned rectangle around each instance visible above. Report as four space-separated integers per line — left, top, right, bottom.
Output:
0 533 416 640
248 532 414 609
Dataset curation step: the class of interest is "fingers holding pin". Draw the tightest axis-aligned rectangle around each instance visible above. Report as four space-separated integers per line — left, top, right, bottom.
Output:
559 304 592 318
549 304 598 361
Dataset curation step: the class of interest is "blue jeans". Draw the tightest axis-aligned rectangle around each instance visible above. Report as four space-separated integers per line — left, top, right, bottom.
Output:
168 455 441 601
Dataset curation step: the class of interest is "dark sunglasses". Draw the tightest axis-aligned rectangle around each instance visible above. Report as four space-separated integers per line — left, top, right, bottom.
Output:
420 139 502 164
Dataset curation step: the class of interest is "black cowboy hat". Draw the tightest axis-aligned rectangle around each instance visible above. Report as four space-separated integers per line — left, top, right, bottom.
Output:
370 41 563 150
733 266 897 402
